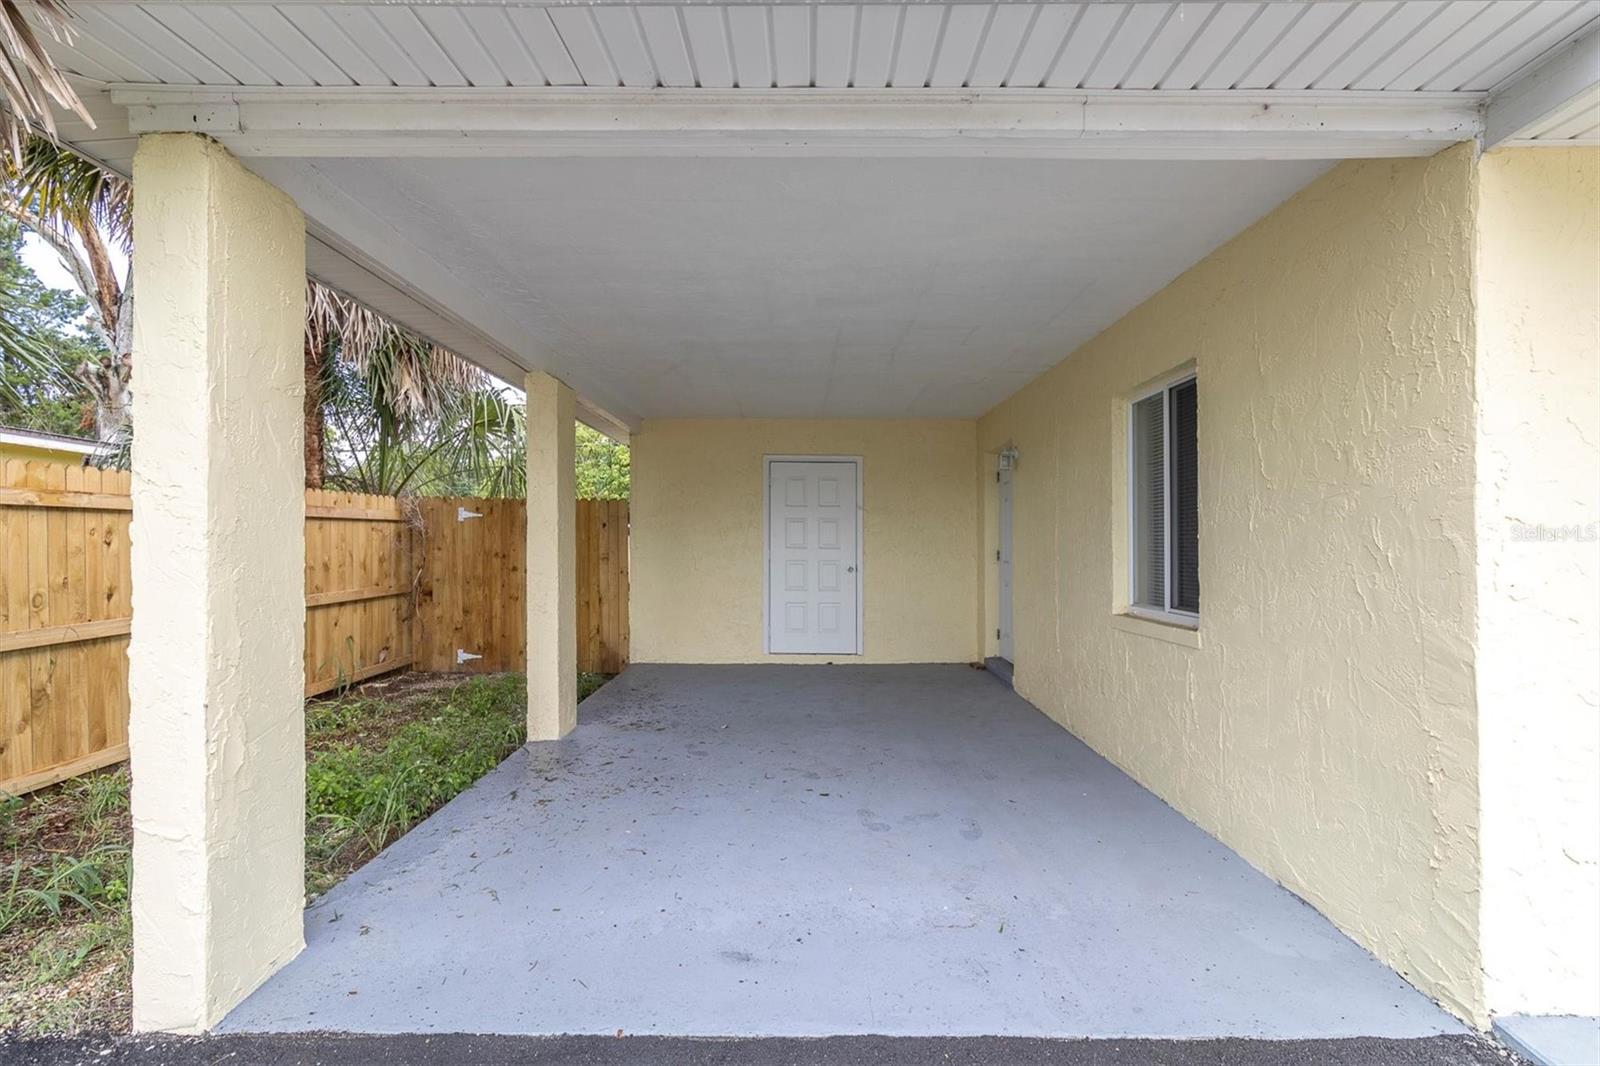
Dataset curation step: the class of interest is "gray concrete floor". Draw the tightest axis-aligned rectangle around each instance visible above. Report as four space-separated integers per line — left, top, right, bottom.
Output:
1494 1014 1600 1065
221 664 1466 1039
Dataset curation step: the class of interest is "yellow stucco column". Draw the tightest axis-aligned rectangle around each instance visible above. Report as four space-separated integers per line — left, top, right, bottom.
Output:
1476 146 1600 1019
128 134 307 1033
526 371 577 740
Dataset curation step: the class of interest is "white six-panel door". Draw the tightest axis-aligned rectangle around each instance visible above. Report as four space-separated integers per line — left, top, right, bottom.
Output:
767 459 859 655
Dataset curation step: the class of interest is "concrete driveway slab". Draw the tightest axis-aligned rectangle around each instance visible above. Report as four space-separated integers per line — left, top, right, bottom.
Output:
220 665 1467 1039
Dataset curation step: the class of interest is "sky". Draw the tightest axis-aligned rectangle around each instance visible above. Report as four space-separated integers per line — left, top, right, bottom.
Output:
20 230 131 301
15 229 524 399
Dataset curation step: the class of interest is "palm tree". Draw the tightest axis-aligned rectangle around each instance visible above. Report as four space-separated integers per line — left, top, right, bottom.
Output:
320 357 526 498
303 282 487 488
2 130 494 485
0 0 96 403
0 0 91 155
1 4 502 486
1 133 130 438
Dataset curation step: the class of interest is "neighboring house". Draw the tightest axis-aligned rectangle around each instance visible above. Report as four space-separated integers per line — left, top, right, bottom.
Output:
0 425 105 465
29 0 1598 1053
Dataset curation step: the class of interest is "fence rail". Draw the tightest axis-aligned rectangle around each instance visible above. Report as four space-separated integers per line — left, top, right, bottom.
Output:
0 462 132 795
303 489 418 699
1 461 628 795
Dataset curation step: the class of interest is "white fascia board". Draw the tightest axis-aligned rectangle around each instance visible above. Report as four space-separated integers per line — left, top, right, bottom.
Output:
112 87 1483 161
1485 29 1600 148
0 429 104 455
125 0 1313 5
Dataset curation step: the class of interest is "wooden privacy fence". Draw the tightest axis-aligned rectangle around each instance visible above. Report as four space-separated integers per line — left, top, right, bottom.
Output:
0 462 132 796
1 460 629 794
576 499 630 676
413 497 526 673
303 489 418 697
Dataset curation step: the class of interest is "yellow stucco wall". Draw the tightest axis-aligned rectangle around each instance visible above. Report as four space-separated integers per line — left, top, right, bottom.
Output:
976 145 1483 1020
1475 146 1600 1018
631 419 979 664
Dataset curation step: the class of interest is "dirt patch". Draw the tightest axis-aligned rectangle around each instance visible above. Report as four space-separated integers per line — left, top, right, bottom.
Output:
306 671 508 756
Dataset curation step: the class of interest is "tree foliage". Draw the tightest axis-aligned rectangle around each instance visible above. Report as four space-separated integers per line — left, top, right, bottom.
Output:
0 215 103 435
575 423 629 499
1 134 131 440
320 356 526 498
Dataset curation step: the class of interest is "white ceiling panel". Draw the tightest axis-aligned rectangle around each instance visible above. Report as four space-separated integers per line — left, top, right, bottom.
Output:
413 6 509 86
1513 80 1600 139
286 154 1328 419
321 6 432 85
42 3 1597 94
37 4 1600 423
727 6 775 87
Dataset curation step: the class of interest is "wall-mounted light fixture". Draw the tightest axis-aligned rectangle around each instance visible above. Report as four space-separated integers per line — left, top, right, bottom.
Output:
998 446 1020 472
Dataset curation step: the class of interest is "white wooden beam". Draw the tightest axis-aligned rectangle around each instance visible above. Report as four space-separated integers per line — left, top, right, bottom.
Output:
115 0 1321 5
112 86 1482 161
1485 28 1600 148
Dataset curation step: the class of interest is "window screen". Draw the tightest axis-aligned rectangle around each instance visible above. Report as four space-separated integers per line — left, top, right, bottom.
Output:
1131 393 1166 611
1171 379 1199 613
1129 375 1198 619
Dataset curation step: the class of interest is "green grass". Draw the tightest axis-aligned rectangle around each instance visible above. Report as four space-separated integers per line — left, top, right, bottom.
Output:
0 770 130 939
0 670 613 1033
0 768 133 1033
304 673 528 894
578 671 608 702
304 671 612 896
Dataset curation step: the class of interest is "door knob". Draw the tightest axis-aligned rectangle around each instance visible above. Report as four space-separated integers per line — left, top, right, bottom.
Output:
847 566 856 573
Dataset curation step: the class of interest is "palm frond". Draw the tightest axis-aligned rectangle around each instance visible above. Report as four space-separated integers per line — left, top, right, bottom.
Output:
0 1 94 160
306 279 487 424
2 130 128 249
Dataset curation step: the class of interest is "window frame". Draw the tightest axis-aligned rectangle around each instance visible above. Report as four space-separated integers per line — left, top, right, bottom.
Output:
1126 371 1199 629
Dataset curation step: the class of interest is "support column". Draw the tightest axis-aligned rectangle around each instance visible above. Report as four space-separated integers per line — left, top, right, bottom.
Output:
1475 146 1600 1020
128 134 307 1033
526 371 576 740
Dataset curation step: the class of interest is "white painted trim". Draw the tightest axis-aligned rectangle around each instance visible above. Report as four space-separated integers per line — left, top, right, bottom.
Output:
121 1 1328 5
111 86 1483 161
1485 28 1600 148
1125 604 1199 630
0 429 104 456
1110 612 1202 649
762 454 865 657
1126 370 1198 622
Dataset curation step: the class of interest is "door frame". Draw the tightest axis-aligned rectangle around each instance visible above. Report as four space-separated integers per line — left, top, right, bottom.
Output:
997 463 1014 663
762 454 865 656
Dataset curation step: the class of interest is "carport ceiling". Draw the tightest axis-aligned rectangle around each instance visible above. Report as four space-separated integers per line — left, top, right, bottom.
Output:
41 1 1600 427
280 154 1328 419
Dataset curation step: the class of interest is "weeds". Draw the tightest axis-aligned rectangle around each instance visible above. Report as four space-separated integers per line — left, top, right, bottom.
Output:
2 670 611 1034
0 846 130 935
0 769 130 937
0 767 133 1033
578 671 608 702
304 673 536 895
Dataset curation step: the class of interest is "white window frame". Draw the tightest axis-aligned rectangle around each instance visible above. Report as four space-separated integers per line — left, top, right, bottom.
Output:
761 455 865 656
1126 372 1199 629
